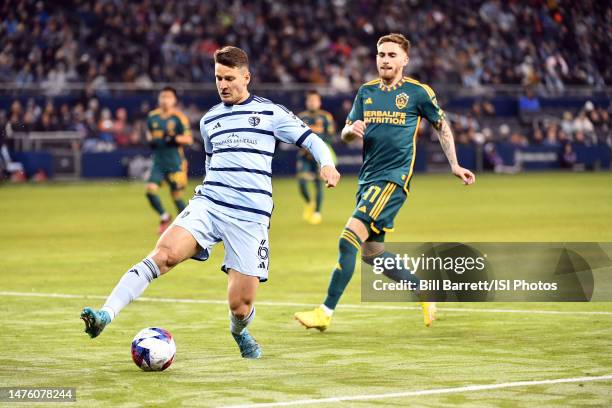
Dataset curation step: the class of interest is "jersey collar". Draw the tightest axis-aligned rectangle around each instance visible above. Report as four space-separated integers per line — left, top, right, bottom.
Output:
224 93 254 107
379 77 406 92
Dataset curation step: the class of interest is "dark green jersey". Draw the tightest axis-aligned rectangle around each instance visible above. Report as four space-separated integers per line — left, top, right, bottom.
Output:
147 109 191 170
298 109 336 144
347 76 444 192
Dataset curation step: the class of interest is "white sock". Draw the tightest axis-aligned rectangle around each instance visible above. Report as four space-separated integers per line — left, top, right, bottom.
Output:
320 304 334 317
229 307 256 335
160 213 170 221
102 258 160 320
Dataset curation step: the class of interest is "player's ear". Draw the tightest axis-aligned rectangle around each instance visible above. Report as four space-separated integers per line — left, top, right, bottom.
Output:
244 69 251 85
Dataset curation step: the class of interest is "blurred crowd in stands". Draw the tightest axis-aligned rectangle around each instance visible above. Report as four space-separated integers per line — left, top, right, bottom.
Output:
2 91 609 154
0 95 203 152
0 0 610 92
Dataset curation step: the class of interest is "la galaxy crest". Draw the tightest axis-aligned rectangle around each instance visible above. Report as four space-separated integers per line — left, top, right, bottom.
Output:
395 92 409 109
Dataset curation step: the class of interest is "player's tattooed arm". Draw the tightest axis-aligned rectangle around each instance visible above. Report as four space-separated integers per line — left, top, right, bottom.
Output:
434 118 476 185
434 118 458 168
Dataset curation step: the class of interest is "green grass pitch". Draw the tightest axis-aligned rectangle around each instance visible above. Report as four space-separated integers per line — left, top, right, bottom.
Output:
1 172 611 407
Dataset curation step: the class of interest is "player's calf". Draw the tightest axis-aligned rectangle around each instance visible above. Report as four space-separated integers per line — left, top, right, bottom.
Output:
227 270 261 358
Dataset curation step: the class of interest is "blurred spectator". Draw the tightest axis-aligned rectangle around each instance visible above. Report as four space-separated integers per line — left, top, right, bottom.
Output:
572 112 595 136
98 108 115 143
113 108 130 146
561 143 577 168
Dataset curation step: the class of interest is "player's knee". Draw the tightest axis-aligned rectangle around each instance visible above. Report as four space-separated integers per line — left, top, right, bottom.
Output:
151 244 181 273
228 299 252 319
146 184 158 193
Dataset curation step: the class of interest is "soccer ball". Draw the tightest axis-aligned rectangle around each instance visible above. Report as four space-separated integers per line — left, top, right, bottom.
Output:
131 327 176 371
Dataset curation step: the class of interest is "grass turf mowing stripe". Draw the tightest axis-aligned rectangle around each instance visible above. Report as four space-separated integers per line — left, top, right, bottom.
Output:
2 291 612 316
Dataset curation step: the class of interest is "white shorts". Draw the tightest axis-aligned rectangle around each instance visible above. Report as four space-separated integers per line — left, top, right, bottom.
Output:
173 199 270 282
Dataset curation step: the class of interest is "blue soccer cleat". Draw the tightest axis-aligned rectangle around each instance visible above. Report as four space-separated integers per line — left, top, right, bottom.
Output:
231 329 262 359
80 307 111 338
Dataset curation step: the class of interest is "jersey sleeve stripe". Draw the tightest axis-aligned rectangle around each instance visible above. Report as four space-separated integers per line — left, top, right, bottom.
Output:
208 166 272 177
204 181 272 196
197 193 272 217
213 147 274 157
209 128 275 141
204 110 274 124
295 129 313 147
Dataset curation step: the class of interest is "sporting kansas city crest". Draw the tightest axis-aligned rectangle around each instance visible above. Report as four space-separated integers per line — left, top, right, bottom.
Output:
395 92 409 109
248 116 260 126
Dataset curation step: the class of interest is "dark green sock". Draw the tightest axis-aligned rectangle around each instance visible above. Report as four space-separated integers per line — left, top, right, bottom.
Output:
363 251 421 290
298 179 311 203
146 192 165 215
174 198 186 212
314 179 323 212
324 228 363 310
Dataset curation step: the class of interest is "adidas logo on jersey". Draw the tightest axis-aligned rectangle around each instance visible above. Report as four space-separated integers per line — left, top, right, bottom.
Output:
358 205 367 213
258 262 267 269
213 122 221 129
365 97 373 104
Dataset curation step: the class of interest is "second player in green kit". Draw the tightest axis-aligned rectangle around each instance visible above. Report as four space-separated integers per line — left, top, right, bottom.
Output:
297 90 337 225
145 87 193 235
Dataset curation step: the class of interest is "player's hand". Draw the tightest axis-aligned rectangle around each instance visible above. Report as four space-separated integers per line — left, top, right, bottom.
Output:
163 135 179 147
451 165 475 185
320 165 340 188
349 120 366 139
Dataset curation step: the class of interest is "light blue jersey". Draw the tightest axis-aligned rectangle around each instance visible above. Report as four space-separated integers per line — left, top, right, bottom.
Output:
195 94 334 225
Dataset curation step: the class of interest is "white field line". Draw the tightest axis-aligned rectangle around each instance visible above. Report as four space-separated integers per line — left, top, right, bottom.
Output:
220 374 612 408
1 291 612 315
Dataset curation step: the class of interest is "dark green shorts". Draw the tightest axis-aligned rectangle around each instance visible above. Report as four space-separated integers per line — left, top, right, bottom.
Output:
148 160 188 191
352 180 407 242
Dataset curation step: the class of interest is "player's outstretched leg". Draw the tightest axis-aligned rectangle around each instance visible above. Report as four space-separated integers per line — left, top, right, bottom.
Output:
81 225 198 338
294 225 364 331
227 269 261 359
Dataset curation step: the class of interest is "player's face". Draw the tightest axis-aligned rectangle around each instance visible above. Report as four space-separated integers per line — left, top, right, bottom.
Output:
376 42 408 82
158 91 177 111
305 94 321 111
215 64 251 104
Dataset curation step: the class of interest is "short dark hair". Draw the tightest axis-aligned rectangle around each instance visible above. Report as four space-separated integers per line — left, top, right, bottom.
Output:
306 90 320 97
214 46 249 68
377 33 411 55
160 86 178 98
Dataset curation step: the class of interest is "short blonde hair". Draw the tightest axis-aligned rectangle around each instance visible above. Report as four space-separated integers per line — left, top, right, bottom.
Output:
377 33 411 55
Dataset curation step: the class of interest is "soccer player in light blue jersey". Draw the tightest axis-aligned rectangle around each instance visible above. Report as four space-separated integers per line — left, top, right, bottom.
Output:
81 46 340 359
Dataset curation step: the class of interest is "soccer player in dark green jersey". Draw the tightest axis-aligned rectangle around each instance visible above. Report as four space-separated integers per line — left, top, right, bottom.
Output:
295 33 475 330
297 90 337 224
145 87 193 234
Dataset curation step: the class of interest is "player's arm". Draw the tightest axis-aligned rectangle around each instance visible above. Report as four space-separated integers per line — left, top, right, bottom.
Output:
419 86 475 185
341 88 365 143
274 105 340 187
301 134 340 187
341 120 365 142
170 113 194 146
324 112 337 142
199 117 212 174
146 115 157 148
432 117 475 185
